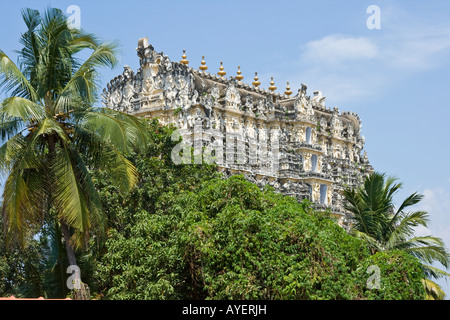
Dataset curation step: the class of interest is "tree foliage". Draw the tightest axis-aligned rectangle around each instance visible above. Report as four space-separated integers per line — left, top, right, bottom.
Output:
1 119 427 300
0 7 147 299
91 123 426 300
344 172 450 299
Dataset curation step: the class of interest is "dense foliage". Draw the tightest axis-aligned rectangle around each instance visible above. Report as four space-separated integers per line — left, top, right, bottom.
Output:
89 121 426 300
344 172 450 299
0 119 427 299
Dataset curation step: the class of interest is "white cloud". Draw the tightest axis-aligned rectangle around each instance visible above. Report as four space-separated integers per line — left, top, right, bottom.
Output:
301 34 378 66
288 15 450 105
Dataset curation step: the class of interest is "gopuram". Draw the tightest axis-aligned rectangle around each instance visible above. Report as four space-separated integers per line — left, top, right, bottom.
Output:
102 37 373 225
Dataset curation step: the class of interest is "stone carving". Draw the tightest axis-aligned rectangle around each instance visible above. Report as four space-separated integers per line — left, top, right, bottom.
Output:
311 90 326 108
312 183 320 202
102 38 374 223
330 110 343 137
101 66 139 112
255 98 267 118
211 85 220 101
225 83 241 109
347 123 354 138
319 116 327 132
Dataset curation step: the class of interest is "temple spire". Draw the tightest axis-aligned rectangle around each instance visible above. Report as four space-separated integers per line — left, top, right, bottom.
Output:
235 66 244 82
199 56 208 72
285 81 292 96
180 49 189 65
217 61 226 78
252 72 261 87
268 77 277 92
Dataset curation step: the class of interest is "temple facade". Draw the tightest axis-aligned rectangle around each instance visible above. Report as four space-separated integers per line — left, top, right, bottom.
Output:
102 37 373 225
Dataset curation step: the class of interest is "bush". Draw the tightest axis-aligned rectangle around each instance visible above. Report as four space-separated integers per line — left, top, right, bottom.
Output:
95 173 426 300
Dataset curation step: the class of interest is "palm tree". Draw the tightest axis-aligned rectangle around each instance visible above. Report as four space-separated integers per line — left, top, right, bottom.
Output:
344 172 450 299
0 8 146 298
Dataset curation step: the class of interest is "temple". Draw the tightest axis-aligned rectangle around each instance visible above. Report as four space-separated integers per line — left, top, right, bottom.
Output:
102 37 373 225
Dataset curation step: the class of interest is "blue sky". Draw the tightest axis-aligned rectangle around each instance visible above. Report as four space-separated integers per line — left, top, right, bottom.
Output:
2 0 450 297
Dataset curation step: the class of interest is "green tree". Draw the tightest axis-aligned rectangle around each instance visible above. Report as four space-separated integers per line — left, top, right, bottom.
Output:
0 8 145 298
343 172 450 299
91 120 220 299
0 209 70 298
94 141 426 300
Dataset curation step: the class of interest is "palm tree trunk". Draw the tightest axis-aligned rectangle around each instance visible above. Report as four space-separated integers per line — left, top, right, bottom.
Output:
60 219 90 300
60 220 77 266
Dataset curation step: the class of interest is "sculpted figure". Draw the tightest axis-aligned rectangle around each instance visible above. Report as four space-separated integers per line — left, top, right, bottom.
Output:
313 184 320 202
142 78 154 95
111 89 122 107
256 99 266 116
319 116 327 132
327 189 332 205
204 95 213 110
122 81 135 110
347 124 354 138
225 85 240 109
176 73 186 90
192 90 199 105
211 85 220 101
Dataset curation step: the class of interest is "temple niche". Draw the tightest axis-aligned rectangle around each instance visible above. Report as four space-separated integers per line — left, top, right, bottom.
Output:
102 37 373 225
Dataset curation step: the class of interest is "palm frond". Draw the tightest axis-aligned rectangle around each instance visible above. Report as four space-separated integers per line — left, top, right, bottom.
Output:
0 115 25 141
34 117 70 145
395 192 424 217
55 41 118 113
0 51 38 101
0 96 45 122
35 8 80 101
385 211 430 249
76 109 143 153
401 236 450 268
422 278 446 300
1 136 47 246
66 145 107 236
71 123 138 194
0 119 50 179
50 143 91 249
421 263 450 280
0 134 26 181
100 107 148 150
15 8 42 96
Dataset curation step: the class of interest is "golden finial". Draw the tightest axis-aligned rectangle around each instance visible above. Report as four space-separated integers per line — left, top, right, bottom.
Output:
180 49 189 65
284 81 292 96
235 66 244 82
217 61 226 78
252 72 261 87
268 77 277 92
199 56 208 72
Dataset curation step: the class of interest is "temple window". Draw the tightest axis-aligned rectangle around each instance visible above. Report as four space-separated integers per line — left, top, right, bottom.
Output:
307 183 312 201
311 154 318 172
320 184 328 205
305 127 312 144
